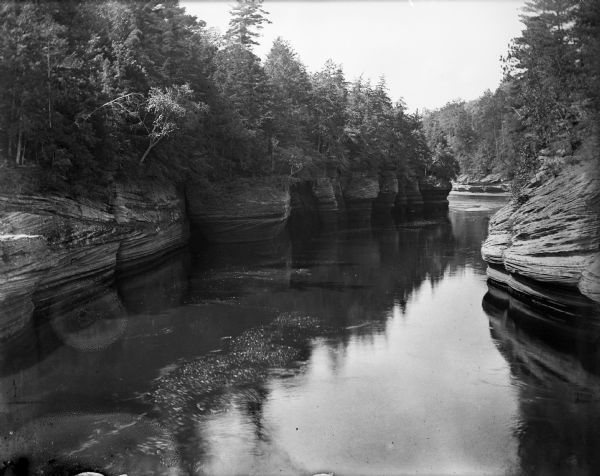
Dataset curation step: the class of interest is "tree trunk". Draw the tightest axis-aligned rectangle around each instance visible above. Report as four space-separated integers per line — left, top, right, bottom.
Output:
139 143 154 165
139 136 162 165
47 39 52 129
15 129 22 166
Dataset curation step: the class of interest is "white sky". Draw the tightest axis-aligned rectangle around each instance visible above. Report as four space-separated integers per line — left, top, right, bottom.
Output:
181 0 527 111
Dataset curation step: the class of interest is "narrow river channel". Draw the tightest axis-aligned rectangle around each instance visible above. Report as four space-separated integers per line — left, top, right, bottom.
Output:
2 194 599 475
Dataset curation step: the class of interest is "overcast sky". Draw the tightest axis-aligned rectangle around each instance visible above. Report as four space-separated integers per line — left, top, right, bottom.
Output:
181 0 526 111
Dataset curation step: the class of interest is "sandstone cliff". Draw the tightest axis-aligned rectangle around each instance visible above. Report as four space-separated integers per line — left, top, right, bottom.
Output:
186 178 291 243
482 160 600 304
290 171 451 226
0 180 188 339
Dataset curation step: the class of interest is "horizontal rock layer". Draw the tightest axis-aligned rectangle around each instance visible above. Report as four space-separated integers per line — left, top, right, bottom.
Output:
0 180 188 339
186 179 291 243
290 173 451 224
453 173 510 193
482 161 600 303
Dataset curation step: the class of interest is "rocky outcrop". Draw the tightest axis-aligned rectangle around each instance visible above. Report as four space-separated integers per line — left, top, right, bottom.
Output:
486 265 599 319
186 179 291 243
373 171 398 215
113 180 189 271
312 177 344 225
452 173 510 194
0 180 189 340
482 161 600 304
402 177 424 214
0 195 122 338
342 173 380 225
580 253 600 303
0 235 50 337
419 178 452 212
291 171 452 226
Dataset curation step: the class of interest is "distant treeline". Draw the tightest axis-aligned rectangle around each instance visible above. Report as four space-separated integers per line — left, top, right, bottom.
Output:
0 0 455 197
423 0 599 189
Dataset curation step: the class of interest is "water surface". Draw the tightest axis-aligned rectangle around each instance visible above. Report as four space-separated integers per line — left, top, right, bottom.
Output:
2 194 599 475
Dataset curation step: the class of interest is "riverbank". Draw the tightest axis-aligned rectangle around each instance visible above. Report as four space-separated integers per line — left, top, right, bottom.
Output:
481 154 600 309
0 168 452 340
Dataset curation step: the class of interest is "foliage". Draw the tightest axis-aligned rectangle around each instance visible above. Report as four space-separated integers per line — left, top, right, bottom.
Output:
225 0 271 47
0 0 480 193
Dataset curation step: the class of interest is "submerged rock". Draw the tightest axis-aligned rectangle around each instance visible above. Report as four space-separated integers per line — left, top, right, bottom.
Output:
482 161 600 303
0 412 180 476
186 178 291 243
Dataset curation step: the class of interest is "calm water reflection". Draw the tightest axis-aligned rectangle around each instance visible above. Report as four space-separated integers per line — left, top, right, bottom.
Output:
1 194 599 475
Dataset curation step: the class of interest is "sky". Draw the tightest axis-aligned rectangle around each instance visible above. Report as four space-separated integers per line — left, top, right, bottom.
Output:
181 0 527 111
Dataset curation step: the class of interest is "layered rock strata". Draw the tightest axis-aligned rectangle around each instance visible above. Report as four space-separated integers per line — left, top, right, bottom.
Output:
186 179 291 243
113 180 189 271
342 173 380 225
452 173 510 194
482 161 600 304
312 177 344 225
0 181 188 339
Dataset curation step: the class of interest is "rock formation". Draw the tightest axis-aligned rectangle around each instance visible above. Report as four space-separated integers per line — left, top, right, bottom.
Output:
452 173 510 194
113 180 189 271
482 160 600 304
342 173 380 225
0 180 188 340
419 178 452 212
373 171 398 216
186 178 291 243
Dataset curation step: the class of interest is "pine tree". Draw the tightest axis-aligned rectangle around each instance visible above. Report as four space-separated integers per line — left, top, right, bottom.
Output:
225 0 271 47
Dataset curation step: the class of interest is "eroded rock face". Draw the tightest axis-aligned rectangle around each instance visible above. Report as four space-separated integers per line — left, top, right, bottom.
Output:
311 177 344 226
403 178 424 214
342 173 380 225
186 179 291 243
0 181 189 340
452 174 510 194
482 161 600 303
579 253 600 303
419 179 452 212
0 235 50 337
0 196 122 339
113 180 189 271
373 171 398 215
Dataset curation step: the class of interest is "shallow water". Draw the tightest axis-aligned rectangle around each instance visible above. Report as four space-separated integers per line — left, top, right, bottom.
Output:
2 194 600 475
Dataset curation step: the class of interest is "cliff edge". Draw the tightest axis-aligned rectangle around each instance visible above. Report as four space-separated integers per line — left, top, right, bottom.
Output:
481 159 600 304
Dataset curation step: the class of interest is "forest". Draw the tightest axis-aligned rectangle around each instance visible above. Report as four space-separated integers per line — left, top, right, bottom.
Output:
0 0 598 197
423 0 599 189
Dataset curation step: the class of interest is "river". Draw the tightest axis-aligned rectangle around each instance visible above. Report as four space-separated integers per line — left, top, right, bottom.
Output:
2 194 599 475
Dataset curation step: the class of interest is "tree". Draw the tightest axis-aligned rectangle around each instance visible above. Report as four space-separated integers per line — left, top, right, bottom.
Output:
138 84 208 165
503 0 580 151
225 0 271 47
264 37 312 175
309 60 348 168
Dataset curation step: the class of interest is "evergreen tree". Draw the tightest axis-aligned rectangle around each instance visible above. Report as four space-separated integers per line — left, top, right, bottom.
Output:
225 0 271 47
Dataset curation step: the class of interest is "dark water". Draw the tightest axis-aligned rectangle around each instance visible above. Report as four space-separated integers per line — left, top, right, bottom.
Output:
2 194 600 476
